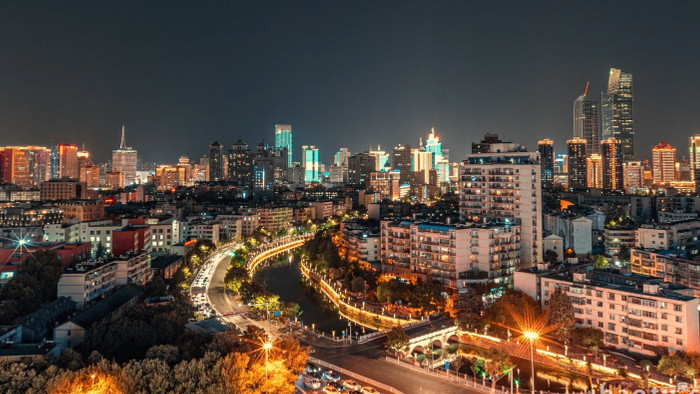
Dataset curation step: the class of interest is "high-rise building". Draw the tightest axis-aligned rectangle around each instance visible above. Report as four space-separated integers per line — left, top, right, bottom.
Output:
690 134 700 194
228 140 254 187
459 151 542 266
0 146 51 186
49 143 60 179
391 144 412 184
425 128 443 164
411 148 433 184
573 82 600 156
208 141 224 181
334 148 351 166
601 138 623 191
601 68 634 161
538 139 554 190
112 126 138 185
472 133 523 154
652 141 676 185
567 137 587 190
348 152 376 186
301 145 319 183
59 144 79 179
587 154 603 189
275 124 293 168
623 161 644 191
252 143 288 191
369 145 390 171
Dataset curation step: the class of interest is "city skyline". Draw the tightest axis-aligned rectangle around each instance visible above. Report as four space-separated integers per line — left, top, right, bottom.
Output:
0 2 699 164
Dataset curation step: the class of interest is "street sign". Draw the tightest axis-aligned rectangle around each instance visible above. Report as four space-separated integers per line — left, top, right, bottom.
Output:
445 361 450 371
273 311 282 316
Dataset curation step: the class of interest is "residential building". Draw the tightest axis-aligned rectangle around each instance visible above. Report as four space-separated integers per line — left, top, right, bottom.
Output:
690 134 700 194
368 171 400 201
635 220 700 256
538 139 554 190
39 179 86 200
348 152 376 186
630 249 700 295
228 140 254 188
181 220 220 244
256 206 293 233
339 220 380 270
543 234 564 261
391 144 412 184
567 137 587 190
208 141 224 181
58 200 104 222
79 220 121 257
623 161 644 191
58 144 79 179
515 264 700 356
652 141 676 185
587 154 603 189
544 213 593 255
459 149 542 265
604 227 636 256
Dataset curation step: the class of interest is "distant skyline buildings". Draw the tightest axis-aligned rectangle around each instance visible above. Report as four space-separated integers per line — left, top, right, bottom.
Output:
652 141 676 185
112 126 138 185
602 68 635 161
302 145 319 183
573 82 600 156
275 124 293 168
538 139 554 190
208 141 224 181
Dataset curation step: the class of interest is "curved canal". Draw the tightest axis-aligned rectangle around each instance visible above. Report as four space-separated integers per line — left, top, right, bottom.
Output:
253 256 371 337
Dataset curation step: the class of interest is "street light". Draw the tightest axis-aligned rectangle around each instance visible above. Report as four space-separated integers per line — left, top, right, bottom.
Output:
262 342 273 380
523 331 539 394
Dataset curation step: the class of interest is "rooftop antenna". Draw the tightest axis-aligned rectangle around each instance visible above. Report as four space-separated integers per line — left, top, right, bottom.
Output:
120 125 127 149
583 81 590 96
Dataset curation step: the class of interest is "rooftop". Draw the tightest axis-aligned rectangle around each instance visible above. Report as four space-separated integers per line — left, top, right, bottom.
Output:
70 285 143 328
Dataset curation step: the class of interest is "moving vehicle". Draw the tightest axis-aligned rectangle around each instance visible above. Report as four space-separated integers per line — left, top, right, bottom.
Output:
361 387 380 394
322 370 341 382
343 380 362 391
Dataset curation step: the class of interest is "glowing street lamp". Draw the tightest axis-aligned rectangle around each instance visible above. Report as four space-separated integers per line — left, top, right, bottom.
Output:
523 331 539 394
262 342 273 380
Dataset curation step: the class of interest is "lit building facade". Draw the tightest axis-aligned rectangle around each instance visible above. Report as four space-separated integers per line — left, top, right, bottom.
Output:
208 141 224 181
112 126 138 185
573 83 600 155
0 146 51 186
601 137 623 191
601 68 634 161
302 145 319 183
567 137 587 190
538 139 554 190
652 141 676 185
587 154 603 189
275 124 293 168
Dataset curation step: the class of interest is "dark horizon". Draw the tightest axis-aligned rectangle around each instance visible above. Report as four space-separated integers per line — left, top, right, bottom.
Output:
1 1 699 164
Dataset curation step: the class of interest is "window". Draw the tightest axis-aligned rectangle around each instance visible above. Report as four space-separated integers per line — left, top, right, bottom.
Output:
608 293 615 300
675 328 683 335
609 304 615 310
596 291 603 298
662 336 668 343
597 301 603 307
674 304 683 312
677 340 683 346
598 322 604 328
661 324 668 331
608 323 615 331
676 316 683 323
597 312 603 318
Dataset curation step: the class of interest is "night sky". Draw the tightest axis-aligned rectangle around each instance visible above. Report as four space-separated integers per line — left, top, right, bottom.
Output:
1 1 698 164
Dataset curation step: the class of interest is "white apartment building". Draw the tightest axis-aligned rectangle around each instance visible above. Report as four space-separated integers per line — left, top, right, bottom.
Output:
146 217 179 252
340 221 380 269
515 264 700 356
309 201 334 221
57 251 151 309
635 220 700 255
463 224 521 285
181 221 220 244
44 222 81 243
459 151 542 266
544 213 593 255
79 220 120 257
216 215 243 241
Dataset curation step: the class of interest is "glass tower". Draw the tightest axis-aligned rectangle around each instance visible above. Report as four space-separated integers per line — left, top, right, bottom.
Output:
275 124 293 168
601 68 634 161
573 82 600 156
302 145 319 183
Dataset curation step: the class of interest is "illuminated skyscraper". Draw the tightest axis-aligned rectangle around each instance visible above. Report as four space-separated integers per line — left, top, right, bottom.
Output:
302 145 319 183
275 124 293 168
587 154 603 189
652 141 676 185
369 145 390 171
690 134 700 194
425 128 443 164
623 161 643 191
0 146 51 186
334 148 350 166
391 144 412 184
112 125 138 185
59 144 79 179
573 82 600 156
567 137 587 190
602 68 634 161
601 138 623 191
538 139 554 190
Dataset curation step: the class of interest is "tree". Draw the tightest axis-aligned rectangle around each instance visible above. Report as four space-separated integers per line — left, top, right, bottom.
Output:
350 277 366 293
543 249 559 264
95 242 107 258
595 255 609 269
410 279 445 314
572 327 604 356
658 352 693 382
481 348 514 392
546 287 576 340
618 244 631 262
385 326 409 355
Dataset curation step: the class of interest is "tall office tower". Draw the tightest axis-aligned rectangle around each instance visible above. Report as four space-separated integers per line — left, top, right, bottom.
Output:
301 145 319 183
391 144 412 184
208 141 224 181
567 137 587 190
587 154 603 189
410 148 434 185
112 125 138 185
538 139 554 190
623 161 644 190
228 140 254 187
425 128 444 164
472 133 523 153
252 143 288 191
573 82 601 156
652 141 676 185
77 148 92 170
369 145 390 171
58 144 79 179
49 143 60 179
0 146 51 186
601 138 623 191
348 152 377 185
334 148 351 166
691 135 700 194
601 68 634 161
459 150 542 265
275 124 293 168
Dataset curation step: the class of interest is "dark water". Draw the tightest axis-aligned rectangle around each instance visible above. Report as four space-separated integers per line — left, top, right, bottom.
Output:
253 258 370 337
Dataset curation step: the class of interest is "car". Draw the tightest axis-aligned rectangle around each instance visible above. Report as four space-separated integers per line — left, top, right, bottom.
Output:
305 363 322 374
361 387 379 394
322 385 340 394
303 377 321 390
322 370 341 382
343 380 362 391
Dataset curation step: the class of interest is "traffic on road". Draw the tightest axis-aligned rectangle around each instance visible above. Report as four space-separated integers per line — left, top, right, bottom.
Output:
299 362 383 394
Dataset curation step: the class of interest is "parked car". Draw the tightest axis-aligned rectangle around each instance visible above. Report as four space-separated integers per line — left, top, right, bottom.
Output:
305 363 322 374
322 385 340 394
361 387 379 394
322 370 341 382
304 377 321 390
